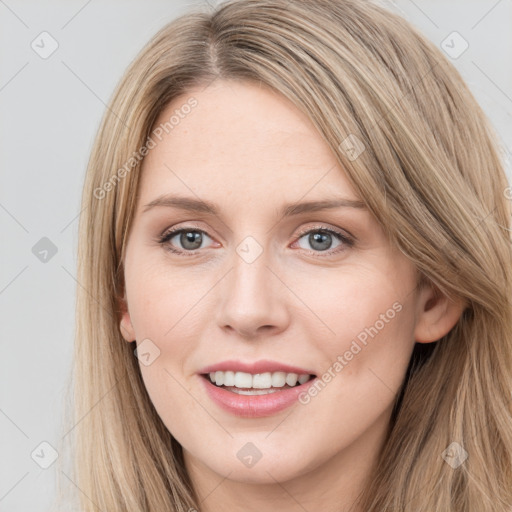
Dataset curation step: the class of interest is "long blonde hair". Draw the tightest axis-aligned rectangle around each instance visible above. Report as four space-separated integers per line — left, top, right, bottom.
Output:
60 0 512 510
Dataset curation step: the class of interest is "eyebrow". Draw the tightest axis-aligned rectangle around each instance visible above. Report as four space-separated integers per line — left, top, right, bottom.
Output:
142 194 366 217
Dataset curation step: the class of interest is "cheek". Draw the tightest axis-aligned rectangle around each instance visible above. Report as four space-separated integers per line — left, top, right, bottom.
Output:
138 361 206 449
297 263 417 396
295 262 414 346
125 255 206 340
127 261 212 421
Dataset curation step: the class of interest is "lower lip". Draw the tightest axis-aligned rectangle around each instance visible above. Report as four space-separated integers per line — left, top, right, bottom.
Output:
199 375 317 418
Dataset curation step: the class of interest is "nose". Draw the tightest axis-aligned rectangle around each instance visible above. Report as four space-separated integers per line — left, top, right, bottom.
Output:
215 247 290 339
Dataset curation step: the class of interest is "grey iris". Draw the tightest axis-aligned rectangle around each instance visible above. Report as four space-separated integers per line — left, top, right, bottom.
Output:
181 231 203 250
309 231 332 251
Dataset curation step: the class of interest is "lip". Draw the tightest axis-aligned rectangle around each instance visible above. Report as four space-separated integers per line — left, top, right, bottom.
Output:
198 359 314 375
197 360 317 418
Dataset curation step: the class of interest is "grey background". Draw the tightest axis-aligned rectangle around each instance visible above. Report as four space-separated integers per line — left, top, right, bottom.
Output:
1 1 510 510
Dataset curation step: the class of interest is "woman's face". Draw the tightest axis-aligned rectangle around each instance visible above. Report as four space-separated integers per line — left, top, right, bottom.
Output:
119 80 455 491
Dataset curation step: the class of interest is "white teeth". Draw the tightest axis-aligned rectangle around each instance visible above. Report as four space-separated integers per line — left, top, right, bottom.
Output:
298 374 310 385
223 370 235 386
230 388 281 395
271 372 286 387
252 372 272 389
285 373 298 386
234 371 253 388
207 370 312 389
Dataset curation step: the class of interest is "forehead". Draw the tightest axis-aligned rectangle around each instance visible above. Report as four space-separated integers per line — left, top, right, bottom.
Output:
138 80 360 207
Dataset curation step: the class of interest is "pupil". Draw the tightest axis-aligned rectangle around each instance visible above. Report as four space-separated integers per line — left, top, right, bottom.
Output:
309 231 331 251
181 231 202 250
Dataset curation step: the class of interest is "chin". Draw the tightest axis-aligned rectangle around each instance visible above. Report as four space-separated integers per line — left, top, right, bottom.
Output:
193 442 322 484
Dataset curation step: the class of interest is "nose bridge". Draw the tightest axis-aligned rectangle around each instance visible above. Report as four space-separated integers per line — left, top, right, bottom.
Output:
231 247 271 301
215 236 289 336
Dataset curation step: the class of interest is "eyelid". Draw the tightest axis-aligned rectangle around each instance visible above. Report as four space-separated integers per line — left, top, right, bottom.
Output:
294 223 355 241
158 220 213 242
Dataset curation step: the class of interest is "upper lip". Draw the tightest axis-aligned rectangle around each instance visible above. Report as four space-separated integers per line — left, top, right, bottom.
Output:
198 359 315 375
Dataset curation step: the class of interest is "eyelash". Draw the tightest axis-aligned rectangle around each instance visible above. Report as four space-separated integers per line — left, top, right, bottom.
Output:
156 224 354 258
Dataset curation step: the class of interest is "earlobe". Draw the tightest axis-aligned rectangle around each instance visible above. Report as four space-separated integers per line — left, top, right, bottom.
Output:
414 283 466 344
118 295 136 342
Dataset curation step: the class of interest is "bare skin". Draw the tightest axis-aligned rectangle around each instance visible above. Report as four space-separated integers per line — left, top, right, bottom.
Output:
119 79 463 512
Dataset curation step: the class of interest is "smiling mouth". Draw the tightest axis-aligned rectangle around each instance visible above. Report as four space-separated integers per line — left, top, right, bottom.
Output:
201 371 316 395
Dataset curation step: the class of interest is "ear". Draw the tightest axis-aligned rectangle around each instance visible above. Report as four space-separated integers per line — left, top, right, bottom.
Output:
118 292 136 342
414 282 466 343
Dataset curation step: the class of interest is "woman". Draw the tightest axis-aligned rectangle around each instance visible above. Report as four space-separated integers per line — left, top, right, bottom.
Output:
64 0 512 510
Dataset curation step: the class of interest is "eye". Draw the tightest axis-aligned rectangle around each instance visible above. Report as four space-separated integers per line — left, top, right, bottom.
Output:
293 227 353 255
158 228 215 255
157 224 354 257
